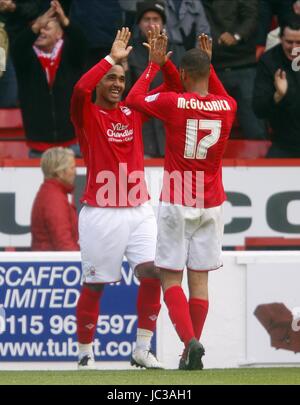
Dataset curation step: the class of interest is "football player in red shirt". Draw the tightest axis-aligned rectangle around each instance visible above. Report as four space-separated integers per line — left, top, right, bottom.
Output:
127 32 237 370
71 28 181 370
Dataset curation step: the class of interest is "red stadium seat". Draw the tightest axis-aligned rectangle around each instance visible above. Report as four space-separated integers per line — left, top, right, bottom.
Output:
245 237 300 250
0 108 25 139
229 117 244 139
0 141 29 159
223 140 271 159
4 247 16 252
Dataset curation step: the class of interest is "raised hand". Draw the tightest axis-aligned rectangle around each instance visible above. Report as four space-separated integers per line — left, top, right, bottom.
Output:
31 6 56 34
51 0 69 27
0 0 16 13
143 25 172 66
218 32 237 47
151 31 168 66
143 24 161 53
110 27 133 63
274 69 288 103
198 33 212 61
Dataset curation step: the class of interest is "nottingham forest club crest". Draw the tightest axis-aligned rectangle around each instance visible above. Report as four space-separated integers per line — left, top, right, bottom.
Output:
120 106 132 116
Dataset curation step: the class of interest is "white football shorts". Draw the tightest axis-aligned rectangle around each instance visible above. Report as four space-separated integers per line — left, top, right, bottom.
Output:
155 202 224 272
79 203 157 283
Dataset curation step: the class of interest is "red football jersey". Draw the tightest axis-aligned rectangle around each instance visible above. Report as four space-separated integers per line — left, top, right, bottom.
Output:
127 62 237 208
71 58 181 208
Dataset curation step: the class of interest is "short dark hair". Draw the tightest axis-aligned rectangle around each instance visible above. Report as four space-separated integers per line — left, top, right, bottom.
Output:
115 61 125 69
280 15 300 37
180 48 210 80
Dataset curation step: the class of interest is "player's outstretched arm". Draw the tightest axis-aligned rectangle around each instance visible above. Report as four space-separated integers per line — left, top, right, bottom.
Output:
198 33 229 97
71 28 132 128
73 26 132 99
127 29 168 103
143 25 182 94
126 30 177 121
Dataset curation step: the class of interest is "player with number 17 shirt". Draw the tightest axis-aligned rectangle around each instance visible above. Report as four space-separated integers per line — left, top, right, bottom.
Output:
127 32 237 370
127 55 236 209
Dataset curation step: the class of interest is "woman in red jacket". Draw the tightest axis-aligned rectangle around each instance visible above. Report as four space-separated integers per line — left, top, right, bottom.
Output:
31 146 79 251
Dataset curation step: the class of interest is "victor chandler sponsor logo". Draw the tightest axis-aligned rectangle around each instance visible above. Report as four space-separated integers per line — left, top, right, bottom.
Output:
107 123 134 142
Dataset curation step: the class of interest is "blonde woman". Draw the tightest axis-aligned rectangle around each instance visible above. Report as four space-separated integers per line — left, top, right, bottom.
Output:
31 147 79 251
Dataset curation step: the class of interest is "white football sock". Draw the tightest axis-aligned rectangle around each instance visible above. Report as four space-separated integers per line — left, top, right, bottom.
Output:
78 343 93 360
136 328 153 351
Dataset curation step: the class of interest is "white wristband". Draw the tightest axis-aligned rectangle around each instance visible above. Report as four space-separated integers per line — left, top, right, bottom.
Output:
105 55 116 65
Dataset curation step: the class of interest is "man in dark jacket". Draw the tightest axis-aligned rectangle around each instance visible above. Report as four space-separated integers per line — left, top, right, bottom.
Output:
203 0 266 140
164 0 210 66
69 0 124 70
1 0 71 41
253 18 300 157
11 0 87 157
0 0 72 108
256 0 295 49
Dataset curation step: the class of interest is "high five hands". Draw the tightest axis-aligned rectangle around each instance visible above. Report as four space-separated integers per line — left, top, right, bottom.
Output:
109 26 212 68
143 24 172 66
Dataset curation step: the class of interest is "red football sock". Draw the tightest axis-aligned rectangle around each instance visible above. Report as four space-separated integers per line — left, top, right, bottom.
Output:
76 286 102 344
164 285 195 346
137 278 161 332
189 298 209 340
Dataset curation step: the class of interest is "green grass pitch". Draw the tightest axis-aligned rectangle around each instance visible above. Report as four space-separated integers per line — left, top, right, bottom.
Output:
0 368 300 385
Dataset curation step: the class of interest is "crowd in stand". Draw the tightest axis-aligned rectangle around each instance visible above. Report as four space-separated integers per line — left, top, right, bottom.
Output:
1 0 300 158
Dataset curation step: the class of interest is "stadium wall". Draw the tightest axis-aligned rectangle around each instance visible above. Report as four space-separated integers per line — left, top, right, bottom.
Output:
1 160 300 249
